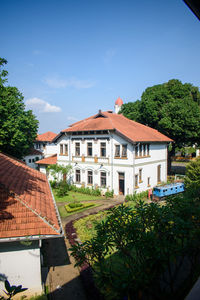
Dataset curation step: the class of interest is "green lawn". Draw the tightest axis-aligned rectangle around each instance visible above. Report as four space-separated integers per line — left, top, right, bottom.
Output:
53 189 104 203
58 203 102 218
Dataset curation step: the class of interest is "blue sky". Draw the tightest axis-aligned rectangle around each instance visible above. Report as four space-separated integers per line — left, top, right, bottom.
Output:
1 0 200 133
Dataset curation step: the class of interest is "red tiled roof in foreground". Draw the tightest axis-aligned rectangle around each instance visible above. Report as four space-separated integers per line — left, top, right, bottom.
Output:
36 154 57 165
0 153 61 240
36 131 57 142
62 111 173 142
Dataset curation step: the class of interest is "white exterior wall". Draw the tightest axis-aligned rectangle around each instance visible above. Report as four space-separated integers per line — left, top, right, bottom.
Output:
24 154 43 169
55 133 168 196
134 143 168 193
43 143 57 157
0 242 42 298
39 165 47 175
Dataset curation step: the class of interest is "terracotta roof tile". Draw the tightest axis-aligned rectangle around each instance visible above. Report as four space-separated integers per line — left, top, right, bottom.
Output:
28 148 43 156
62 111 172 142
36 131 57 142
0 153 61 240
36 154 57 165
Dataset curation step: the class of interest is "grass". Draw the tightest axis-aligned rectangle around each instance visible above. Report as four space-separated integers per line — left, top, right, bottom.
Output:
73 201 139 242
74 210 108 241
58 203 102 217
53 189 104 202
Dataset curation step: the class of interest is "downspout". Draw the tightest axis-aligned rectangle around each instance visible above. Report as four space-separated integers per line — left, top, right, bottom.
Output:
109 130 114 192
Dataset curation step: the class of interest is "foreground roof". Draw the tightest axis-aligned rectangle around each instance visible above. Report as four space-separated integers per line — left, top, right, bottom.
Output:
61 111 172 143
36 154 57 165
0 153 62 240
36 131 57 142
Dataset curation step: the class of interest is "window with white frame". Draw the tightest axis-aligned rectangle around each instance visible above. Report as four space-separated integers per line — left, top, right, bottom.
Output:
87 142 93 156
88 170 93 184
60 144 63 155
135 174 138 188
135 145 138 157
75 142 80 156
100 172 106 187
139 169 142 182
64 144 68 155
100 142 106 157
135 143 150 158
122 144 127 157
75 169 81 183
115 145 120 157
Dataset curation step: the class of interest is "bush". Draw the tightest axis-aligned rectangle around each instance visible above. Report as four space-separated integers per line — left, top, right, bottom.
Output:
49 180 57 189
56 182 69 197
69 202 83 208
65 202 95 213
125 191 148 202
105 190 114 198
68 185 102 196
71 195 200 300
91 188 101 196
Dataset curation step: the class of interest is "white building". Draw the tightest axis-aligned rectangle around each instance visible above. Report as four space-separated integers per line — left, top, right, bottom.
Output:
0 153 63 298
23 148 43 169
34 131 57 157
38 98 172 196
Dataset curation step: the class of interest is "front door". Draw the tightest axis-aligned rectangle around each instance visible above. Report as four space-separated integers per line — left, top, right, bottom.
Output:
118 172 125 195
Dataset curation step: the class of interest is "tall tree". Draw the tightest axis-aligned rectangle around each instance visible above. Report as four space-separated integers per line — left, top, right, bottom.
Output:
0 58 38 159
120 79 200 153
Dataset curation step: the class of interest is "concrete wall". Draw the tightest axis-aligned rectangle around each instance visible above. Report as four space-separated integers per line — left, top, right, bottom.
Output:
0 241 42 298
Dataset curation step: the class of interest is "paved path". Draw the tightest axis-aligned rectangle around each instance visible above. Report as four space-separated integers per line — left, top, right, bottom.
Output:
45 196 124 300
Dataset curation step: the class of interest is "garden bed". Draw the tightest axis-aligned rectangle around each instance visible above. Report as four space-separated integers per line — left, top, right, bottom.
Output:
58 203 102 217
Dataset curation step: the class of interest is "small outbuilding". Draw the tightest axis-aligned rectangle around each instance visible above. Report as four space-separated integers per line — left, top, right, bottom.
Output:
0 153 63 298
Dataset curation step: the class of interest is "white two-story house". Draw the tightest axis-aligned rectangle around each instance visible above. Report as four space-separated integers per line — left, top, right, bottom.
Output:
38 98 172 196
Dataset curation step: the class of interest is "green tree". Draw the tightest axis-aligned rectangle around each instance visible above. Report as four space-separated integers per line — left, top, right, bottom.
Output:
47 164 72 183
0 58 38 159
184 158 200 197
120 79 200 153
71 196 200 300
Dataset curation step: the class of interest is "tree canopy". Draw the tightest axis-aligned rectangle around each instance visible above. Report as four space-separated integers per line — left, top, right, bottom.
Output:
120 79 200 151
71 194 200 299
0 58 38 159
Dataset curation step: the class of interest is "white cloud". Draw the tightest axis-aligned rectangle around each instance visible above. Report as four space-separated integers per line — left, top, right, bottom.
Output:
25 97 61 113
44 77 95 89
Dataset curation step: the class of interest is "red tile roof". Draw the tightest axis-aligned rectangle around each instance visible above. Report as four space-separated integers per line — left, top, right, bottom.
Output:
0 153 61 240
28 148 43 156
62 111 173 142
36 131 57 142
36 154 57 165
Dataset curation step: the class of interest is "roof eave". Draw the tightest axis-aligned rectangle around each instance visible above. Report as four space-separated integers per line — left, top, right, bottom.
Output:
0 233 63 243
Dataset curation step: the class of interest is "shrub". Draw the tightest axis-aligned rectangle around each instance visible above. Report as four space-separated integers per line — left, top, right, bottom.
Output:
68 185 102 196
49 180 57 189
56 182 69 197
71 195 200 299
105 190 114 198
65 202 95 213
69 202 83 208
125 191 148 202
91 188 101 196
